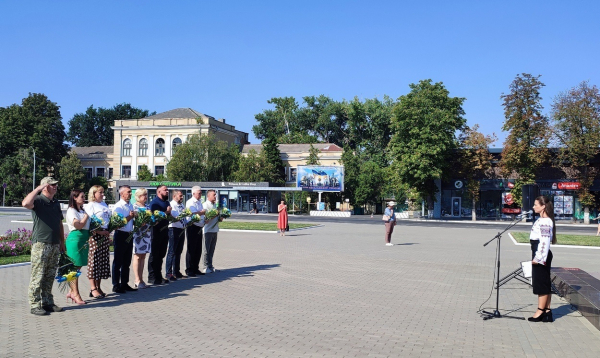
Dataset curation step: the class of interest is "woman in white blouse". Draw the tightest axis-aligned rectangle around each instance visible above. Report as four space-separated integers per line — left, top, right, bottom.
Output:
65 189 90 305
84 185 111 299
528 196 556 323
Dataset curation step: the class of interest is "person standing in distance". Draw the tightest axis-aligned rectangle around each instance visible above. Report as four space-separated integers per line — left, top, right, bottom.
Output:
111 185 136 293
148 185 172 285
202 190 222 274
383 201 397 246
22 177 66 315
165 190 187 281
185 186 206 277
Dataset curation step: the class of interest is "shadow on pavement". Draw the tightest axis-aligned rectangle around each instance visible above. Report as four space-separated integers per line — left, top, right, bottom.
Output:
395 243 418 246
63 263 281 310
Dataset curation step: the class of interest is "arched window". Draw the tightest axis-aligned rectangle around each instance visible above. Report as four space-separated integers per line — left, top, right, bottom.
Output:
139 138 148 156
172 137 182 153
123 139 132 156
155 138 165 156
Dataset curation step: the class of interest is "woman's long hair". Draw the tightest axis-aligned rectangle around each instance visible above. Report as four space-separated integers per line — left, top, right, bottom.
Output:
88 185 104 202
68 189 85 212
536 195 557 244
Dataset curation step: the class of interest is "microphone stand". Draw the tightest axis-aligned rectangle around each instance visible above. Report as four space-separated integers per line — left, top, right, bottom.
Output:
481 213 530 321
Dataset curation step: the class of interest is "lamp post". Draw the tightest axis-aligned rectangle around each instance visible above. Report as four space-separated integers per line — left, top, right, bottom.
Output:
307 196 311 212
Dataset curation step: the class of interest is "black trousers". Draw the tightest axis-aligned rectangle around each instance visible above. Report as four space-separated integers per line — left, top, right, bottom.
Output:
148 225 169 283
166 227 185 276
111 230 133 287
185 225 203 275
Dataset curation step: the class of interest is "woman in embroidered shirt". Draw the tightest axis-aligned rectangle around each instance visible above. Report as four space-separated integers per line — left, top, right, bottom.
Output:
384 201 397 246
528 196 556 322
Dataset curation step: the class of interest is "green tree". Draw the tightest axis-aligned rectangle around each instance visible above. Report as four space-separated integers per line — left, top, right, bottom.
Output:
388 79 467 208
137 165 154 181
298 95 347 145
56 152 87 200
340 146 361 205
67 103 155 146
166 134 239 181
232 149 275 182
261 136 285 184
0 93 67 167
252 97 300 141
354 161 385 206
458 125 497 221
306 144 321 165
499 73 550 206
0 148 44 205
552 81 600 223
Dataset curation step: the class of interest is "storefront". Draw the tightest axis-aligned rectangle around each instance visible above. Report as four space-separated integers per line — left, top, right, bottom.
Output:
113 180 301 213
440 179 510 219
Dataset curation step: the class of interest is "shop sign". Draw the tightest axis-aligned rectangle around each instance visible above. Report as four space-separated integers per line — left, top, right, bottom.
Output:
502 192 514 205
507 182 515 189
502 208 521 214
149 181 182 187
557 182 580 190
454 180 463 189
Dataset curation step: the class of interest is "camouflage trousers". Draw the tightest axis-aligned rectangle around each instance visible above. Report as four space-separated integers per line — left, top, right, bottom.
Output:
28 242 60 309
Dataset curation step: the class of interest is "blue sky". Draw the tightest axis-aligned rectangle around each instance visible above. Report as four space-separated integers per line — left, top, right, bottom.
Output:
1 1 599 146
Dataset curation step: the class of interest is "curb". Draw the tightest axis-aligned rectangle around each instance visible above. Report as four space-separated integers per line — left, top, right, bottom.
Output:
508 232 600 250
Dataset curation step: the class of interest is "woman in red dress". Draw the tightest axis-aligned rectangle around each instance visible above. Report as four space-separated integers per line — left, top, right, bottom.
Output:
277 200 288 236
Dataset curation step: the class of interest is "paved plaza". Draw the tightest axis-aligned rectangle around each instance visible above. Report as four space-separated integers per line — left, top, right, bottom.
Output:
1 218 600 357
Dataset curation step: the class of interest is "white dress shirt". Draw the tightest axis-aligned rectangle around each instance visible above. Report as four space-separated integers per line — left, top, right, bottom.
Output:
113 199 134 232
169 199 188 229
185 197 205 227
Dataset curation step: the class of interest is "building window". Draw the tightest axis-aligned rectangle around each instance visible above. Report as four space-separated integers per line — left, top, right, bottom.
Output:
172 137 182 153
108 168 113 179
155 138 165 156
155 166 165 176
84 168 93 180
96 168 105 178
122 166 131 179
139 138 148 156
123 139 132 157
290 168 297 182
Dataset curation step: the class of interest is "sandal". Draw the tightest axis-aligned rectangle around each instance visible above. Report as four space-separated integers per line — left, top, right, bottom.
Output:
89 288 104 299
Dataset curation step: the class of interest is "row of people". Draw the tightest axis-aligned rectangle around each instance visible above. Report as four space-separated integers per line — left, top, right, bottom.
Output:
25 178 221 315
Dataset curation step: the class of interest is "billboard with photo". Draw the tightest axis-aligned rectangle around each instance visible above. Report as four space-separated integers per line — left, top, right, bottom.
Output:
296 165 344 192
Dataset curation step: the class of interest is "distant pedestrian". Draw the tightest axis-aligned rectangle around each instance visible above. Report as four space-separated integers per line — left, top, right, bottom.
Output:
528 196 556 323
22 177 66 315
383 201 397 246
277 200 288 236
252 200 258 214
65 189 90 305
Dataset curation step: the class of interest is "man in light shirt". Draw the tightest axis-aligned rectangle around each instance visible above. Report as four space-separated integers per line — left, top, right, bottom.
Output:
185 186 206 277
202 189 222 274
112 185 136 293
165 190 187 281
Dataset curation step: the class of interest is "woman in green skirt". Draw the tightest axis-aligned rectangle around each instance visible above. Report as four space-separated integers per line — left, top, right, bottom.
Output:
65 189 90 304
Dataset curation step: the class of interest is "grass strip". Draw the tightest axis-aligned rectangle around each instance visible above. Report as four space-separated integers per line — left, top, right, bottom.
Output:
0 246 115 266
511 232 600 247
220 222 316 231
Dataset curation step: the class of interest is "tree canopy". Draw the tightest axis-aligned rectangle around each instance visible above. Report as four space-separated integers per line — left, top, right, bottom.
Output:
67 103 155 146
388 79 467 206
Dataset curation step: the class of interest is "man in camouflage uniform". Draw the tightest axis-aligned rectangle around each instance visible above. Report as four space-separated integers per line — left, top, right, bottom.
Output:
22 177 66 316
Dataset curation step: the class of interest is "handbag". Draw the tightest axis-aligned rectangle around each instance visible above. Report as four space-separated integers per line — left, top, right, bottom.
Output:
382 215 390 221
285 223 289 231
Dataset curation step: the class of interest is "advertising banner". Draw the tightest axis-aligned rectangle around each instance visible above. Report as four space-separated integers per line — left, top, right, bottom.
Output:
296 165 344 192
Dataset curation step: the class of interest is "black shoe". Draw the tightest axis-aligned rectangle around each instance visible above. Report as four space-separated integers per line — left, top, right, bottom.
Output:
122 284 138 292
31 307 49 316
528 308 546 322
162 278 170 284
195 270 205 276
543 309 554 323
166 275 177 282
175 272 184 279
42 304 64 312
112 285 126 294
187 272 197 277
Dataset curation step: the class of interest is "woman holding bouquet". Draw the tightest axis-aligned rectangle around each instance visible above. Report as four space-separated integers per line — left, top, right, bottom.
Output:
65 189 90 304
84 185 111 298
132 188 152 289
277 200 288 236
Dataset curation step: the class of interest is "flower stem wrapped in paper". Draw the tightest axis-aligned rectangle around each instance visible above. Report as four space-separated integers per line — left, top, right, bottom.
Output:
55 252 81 293
126 207 154 243
161 208 192 231
107 212 128 232
88 215 104 234
220 208 232 219
183 213 203 229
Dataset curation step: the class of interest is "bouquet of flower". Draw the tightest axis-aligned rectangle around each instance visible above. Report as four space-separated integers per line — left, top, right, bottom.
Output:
183 213 203 229
220 208 232 219
126 207 154 243
204 208 220 221
152 210 168 224
161 208 192 231
88 215 104 233
107 212 128 232
55 252 81 293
